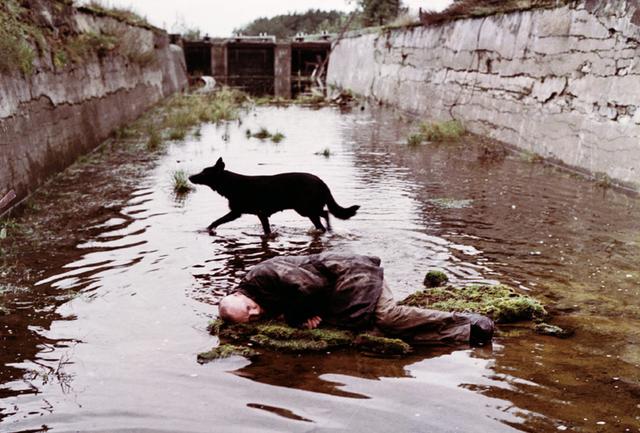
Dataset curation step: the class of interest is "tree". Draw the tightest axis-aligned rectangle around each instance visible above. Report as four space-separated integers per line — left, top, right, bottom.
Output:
358 0 403 26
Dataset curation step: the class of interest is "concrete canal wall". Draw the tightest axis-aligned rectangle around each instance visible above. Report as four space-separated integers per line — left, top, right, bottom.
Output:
327 1 640 191
0 2 187 212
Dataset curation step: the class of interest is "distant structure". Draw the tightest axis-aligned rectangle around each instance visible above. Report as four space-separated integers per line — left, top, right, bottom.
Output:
172 33 333 98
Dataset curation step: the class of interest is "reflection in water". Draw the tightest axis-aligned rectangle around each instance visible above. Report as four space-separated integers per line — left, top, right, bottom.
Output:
1 105 639 432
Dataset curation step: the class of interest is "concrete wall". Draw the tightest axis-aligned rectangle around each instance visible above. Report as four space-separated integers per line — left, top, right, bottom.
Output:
0 7 187 213
327 1 640 191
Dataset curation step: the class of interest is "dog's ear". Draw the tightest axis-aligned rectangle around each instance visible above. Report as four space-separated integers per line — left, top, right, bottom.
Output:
214 157 225 171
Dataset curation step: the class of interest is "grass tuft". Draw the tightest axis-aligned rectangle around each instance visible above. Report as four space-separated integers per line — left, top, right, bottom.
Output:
407 133 423 146
251 127 272 140
315 148 332 157
146 127 162 150
270 132 285 143
419 119 466 142
172 170 193 194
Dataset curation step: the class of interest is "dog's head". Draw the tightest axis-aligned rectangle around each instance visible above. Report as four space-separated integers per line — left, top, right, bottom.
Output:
189 157 225 189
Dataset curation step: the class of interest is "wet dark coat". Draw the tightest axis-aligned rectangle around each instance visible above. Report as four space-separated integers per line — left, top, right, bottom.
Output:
237 253 384 329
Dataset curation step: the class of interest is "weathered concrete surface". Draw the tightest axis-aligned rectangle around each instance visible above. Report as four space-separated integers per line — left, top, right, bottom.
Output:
0 7 187 212
327 2 640 190
274 43 292 99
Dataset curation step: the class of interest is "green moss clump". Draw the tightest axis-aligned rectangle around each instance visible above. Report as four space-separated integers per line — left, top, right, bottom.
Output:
210 319 417 357
308 328 353 346
423 269 449 288
197 344 258 363
250 334 330 352
254 323 297 340
400 284 546 323
355 334 412 356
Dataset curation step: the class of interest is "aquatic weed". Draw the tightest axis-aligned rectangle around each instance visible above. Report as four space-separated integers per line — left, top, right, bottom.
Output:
271 132 285 143
251 127 272 140
172 170 193 194
407 133 423 146
594 172 613 189
315 148 332 157
146 127 162 150
520 150 544 163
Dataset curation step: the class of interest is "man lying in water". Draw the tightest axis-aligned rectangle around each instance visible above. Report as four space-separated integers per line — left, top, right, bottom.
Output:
219 253 494 346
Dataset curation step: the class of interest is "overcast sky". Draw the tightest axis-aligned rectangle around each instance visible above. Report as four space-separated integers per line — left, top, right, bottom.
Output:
86 0 454 36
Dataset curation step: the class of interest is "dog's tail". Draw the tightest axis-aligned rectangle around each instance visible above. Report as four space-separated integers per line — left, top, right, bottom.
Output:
326 191 359 220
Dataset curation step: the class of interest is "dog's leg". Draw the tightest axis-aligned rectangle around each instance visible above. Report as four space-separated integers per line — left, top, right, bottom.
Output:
257 214 271 235
321 210 332 231
208 211 241 232
308 215 326 232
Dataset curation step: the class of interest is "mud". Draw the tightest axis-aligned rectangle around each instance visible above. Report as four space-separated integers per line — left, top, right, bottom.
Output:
1 102 639 432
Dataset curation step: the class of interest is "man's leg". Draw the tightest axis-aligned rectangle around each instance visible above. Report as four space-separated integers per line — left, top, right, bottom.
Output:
374 281 472 345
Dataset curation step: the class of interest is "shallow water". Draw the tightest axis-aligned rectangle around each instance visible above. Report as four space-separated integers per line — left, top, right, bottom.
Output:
1 104 639 432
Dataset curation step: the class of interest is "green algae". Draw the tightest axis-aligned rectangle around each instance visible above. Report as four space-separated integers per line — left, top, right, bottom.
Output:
400 284 546 323
423 269 449 288
197 344 258 362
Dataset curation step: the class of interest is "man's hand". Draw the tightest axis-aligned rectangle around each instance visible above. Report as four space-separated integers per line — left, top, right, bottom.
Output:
304 316 322 329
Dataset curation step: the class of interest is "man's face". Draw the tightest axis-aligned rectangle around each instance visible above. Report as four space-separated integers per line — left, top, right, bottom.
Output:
220 293 263 323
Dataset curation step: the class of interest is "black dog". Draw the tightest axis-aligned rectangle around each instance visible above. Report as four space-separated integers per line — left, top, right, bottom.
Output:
189 158 359 235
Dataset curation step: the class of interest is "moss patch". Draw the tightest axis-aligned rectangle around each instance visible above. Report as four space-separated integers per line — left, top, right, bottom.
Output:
197 344 258 362
423 269 449 288
400 284 546 323
202 319 411 362
354 334 412 357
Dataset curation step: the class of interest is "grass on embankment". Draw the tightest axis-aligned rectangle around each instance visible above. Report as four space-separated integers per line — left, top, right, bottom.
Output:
419 0 574 26
406 119 466 146
1 0 157 76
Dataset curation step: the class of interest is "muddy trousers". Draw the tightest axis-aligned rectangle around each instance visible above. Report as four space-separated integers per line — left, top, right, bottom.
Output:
374 282 471 345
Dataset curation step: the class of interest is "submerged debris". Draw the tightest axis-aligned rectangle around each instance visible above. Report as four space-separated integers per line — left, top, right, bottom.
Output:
400 284 546 323
534 322 574 338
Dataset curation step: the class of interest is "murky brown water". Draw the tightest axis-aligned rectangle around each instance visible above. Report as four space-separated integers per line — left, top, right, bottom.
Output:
1 104 639 432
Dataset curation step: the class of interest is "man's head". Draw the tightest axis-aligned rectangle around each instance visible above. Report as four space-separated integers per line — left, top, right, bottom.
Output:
219 292 263 323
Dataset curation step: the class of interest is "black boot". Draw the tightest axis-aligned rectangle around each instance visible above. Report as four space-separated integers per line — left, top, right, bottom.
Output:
463 314 495 346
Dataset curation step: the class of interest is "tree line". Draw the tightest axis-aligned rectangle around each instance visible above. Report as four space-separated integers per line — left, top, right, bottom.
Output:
233 0 405 40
